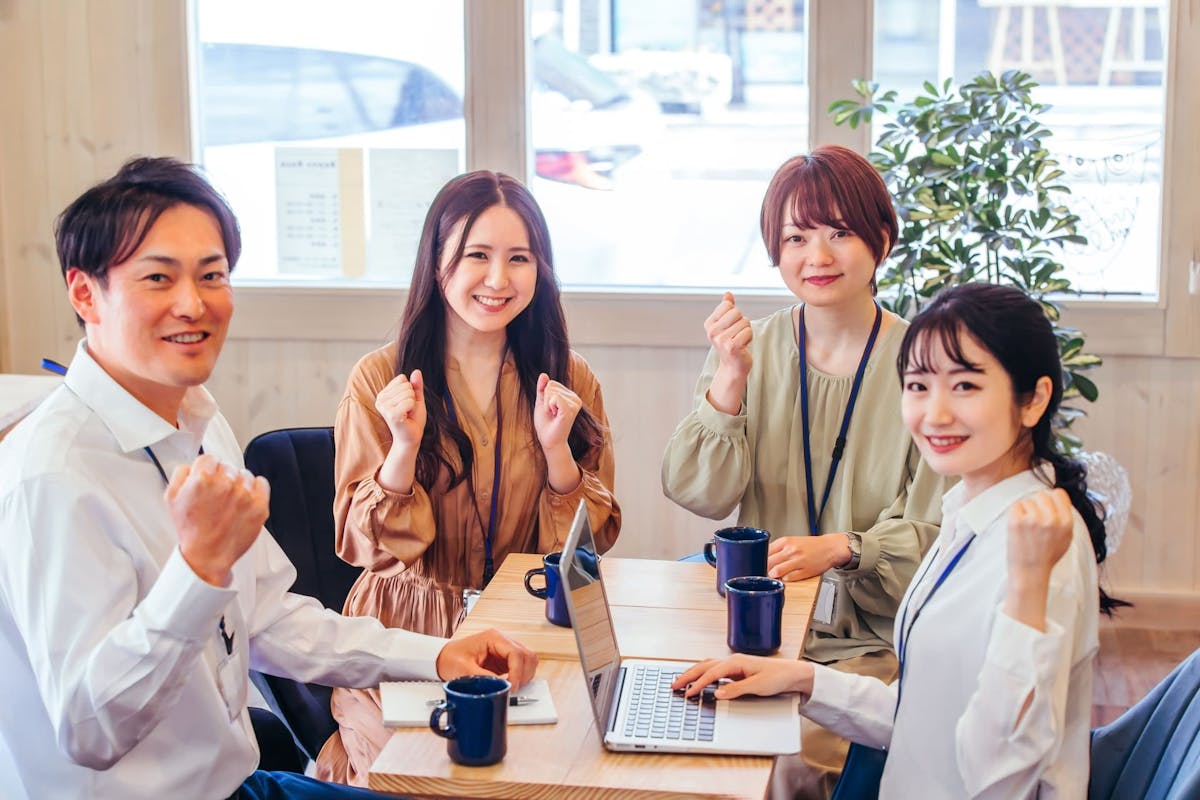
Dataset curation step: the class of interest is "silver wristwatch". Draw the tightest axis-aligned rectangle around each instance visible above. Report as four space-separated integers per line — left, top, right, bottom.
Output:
840 532 862 571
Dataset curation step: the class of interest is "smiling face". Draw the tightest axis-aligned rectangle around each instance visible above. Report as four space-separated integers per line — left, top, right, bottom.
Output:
776 215 880 309
67 203 232 423
439 203 537 344
901 327 1052 499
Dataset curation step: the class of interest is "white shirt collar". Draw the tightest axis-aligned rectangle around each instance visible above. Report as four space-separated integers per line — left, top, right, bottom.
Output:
63 339 217 455
941 466 1056 543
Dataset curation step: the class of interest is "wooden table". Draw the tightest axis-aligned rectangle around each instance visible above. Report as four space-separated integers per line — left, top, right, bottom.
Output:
370 554 819 799
455 554 818 663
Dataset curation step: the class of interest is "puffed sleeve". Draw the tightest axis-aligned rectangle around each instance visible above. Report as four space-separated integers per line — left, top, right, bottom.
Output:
839 442 946 618
536 352 621 554
333 350 437 577
661 345 752 519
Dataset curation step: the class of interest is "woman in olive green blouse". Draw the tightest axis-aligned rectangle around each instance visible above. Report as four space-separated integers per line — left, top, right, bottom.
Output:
662 145 945 799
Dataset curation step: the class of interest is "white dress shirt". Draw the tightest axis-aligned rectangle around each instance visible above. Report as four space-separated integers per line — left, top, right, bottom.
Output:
0 342 447 800
801 469 1099 799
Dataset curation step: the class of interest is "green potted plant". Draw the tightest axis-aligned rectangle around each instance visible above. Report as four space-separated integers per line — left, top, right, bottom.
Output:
829 69 1102 452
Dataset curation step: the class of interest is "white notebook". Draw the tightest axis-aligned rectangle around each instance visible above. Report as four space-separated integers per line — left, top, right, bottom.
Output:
381 678 557 727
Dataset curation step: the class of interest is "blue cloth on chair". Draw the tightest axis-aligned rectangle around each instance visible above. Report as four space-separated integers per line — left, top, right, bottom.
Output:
1090 647 1200 800
236 771 403 798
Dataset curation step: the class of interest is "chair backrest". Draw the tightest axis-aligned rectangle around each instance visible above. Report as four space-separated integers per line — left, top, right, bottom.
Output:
243 427 361 610
243 426 362 760
1090 647 1200 800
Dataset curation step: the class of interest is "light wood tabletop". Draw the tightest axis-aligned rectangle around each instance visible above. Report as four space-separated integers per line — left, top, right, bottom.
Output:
455 553 818 662
369 659 778 800
370 554 819 799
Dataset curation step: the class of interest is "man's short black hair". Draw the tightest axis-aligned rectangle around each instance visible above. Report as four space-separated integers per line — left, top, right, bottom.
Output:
54 156 241 286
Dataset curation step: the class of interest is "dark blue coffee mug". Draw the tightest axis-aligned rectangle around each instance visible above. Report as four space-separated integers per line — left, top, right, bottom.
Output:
703 526 770 597
523 551 570 627
726 576 785 655
429 675 510 766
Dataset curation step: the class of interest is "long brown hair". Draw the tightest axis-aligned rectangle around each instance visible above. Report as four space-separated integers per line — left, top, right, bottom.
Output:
394 170 605 488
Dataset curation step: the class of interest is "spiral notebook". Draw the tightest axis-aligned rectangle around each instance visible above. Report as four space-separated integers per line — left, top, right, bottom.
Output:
381 677 557 727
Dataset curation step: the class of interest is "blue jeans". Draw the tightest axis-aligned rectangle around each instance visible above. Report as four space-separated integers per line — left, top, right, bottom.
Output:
235 771 404 799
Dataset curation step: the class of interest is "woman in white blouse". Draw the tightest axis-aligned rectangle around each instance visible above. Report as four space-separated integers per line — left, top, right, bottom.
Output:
675 282 1123 799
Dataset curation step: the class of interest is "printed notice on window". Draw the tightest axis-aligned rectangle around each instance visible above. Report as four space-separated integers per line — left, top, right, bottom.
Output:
275 148 343 276
367 149 461 280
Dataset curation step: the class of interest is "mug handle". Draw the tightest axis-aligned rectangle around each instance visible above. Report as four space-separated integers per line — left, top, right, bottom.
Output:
524 567 549 599
702 540 718 567
429 700 456 739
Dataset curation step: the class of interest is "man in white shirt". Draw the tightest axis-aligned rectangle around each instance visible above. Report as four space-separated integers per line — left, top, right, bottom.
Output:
0 157 537 800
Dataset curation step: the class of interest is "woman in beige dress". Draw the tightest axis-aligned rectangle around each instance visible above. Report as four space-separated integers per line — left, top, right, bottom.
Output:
317 171 621 785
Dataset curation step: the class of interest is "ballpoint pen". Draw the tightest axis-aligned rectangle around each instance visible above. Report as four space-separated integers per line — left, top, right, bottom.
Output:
427 696 538 707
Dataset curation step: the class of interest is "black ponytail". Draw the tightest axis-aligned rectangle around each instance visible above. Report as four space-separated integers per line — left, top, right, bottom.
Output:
898 283 1128 615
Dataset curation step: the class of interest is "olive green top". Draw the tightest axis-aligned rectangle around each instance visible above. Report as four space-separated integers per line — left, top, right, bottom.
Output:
662 306 948 663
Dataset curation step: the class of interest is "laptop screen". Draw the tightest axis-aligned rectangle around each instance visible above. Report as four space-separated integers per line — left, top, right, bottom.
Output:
560 500 622 735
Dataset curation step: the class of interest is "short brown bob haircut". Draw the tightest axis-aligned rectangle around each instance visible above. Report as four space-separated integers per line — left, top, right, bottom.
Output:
759 145 898 272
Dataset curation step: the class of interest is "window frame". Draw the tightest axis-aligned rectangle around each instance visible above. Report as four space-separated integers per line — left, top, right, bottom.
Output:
204 0 1196 360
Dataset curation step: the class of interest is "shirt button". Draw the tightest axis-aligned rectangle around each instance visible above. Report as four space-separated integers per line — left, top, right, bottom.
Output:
482 490 490 500
481 438 489 446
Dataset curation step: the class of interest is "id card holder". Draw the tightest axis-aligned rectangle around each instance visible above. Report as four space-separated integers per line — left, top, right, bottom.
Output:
458 588 482 626
215 647 247 722
809 571 841 633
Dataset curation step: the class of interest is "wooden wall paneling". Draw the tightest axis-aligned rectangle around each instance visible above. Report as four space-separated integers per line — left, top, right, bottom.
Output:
1162 0 1200 357
1079 355 1152 592
208 338 378 441
578 343 736 561
1143 357 1196 591
0 0 70 373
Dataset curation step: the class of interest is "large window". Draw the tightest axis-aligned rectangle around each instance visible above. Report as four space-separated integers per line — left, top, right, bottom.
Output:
529 1 808 288
191 0 1171 297
872 0 1166 296
194 0 466 283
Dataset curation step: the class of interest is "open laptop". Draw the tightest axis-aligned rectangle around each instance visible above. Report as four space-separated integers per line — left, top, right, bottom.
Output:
559 501 802 756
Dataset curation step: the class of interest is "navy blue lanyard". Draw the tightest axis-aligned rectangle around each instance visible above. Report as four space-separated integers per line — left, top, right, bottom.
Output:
144 444 233 655
41 358 68 376
798 302 882 536
444 390 502 585
894 533 977 712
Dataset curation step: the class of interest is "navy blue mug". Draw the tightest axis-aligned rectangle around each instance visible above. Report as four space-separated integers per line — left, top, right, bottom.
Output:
703 527 770 597
429 675 510 766
726 576 785 655
524 551 570 627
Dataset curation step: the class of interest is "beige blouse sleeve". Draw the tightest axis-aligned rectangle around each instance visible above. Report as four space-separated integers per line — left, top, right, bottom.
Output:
660 344 752 520
536 352 622 554
332 348 437 577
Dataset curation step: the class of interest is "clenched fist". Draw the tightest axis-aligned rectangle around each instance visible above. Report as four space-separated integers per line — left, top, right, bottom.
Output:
704 292 753 415
1007 488 1074 582
705 291 753 378
167 454 270 587
533 372 583 453
375 369 427 450
1002 487 1075 633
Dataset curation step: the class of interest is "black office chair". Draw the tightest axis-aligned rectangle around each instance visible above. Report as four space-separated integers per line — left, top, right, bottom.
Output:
1089 646 1200 800
244 426 363 762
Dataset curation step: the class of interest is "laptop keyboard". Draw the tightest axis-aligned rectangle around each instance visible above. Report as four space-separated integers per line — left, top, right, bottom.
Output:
623 665 717 742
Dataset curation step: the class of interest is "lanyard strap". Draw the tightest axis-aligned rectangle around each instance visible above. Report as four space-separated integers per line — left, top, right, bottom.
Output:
144 444 232 654
798 302 882 536
444 390 502 586
143 444 204 484
894 532 977 713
